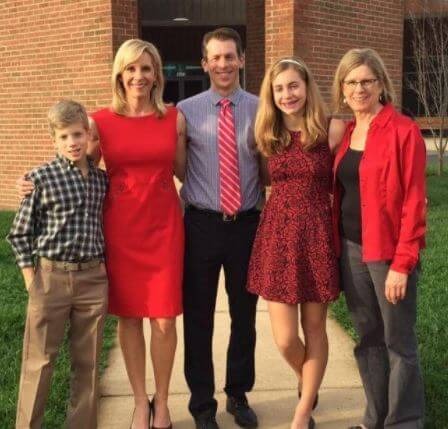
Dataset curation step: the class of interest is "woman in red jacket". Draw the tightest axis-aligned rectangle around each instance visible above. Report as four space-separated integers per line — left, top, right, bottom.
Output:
332 48 426 429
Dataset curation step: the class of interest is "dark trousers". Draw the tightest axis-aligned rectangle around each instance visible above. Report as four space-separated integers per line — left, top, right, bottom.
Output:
183 208 259 417
340 239 425 429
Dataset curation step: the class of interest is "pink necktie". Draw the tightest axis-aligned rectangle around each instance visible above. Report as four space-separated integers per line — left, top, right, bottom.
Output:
218 98 241 215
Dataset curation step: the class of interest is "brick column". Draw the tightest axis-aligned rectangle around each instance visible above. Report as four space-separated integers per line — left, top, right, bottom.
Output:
112 0 139 52
0 0 138 209
265 0 297 68
245 0 265 95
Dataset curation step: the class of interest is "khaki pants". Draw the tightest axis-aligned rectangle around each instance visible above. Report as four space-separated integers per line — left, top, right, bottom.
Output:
16 262 108 429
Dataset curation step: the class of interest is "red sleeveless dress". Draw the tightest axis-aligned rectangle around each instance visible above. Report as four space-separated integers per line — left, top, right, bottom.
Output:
247 132 339 304
92 106 183 317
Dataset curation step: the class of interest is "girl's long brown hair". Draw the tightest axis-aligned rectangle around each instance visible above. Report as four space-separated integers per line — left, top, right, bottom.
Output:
255 57 328 157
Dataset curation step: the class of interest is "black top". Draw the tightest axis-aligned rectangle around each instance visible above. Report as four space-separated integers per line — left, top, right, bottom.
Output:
337 147 363 244
7 155 108 267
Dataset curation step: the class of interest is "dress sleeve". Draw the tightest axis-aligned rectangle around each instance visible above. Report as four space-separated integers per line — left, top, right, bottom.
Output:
390 123 426 274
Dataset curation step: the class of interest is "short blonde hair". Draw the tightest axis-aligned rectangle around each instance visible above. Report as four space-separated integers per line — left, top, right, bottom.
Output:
111 39 166 117
255 57 328 156
332 48 395 113
48 100 89 137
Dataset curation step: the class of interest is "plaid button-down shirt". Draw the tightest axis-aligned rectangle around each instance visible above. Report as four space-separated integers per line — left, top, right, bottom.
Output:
7 155 108 267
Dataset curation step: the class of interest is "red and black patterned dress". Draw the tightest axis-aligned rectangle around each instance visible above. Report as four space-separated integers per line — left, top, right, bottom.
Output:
247 132 339 304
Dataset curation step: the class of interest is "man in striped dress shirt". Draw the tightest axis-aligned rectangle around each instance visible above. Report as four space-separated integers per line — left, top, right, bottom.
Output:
177 28 264 429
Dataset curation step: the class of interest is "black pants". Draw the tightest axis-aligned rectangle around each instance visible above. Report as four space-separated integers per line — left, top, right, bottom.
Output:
183 207 259 417
340 239 425 429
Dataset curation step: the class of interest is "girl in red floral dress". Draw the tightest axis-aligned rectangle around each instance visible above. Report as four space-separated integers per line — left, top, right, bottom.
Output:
247 57 345 429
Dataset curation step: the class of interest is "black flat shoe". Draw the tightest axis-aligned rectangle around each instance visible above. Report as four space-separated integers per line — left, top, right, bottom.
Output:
194 409 220 429
226 396 258 428
149 397 172 429
308 416 316 429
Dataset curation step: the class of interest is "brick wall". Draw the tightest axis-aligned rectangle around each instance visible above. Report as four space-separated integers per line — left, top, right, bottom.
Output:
264 0 405 108
245 0 265 95
0 0 409 209
405 0 448 15
0 0 138 209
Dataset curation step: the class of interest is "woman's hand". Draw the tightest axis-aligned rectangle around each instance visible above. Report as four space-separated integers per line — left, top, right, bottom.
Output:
16 175 34 199
385 269 408 305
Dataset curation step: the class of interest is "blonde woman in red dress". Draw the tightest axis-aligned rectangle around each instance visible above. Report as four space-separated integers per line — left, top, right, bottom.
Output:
18 39 186 429
247 58 345 429
90 39 185 429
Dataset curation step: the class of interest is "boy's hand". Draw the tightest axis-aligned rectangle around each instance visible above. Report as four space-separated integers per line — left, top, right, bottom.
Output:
21 267 35 291
16 174 34 199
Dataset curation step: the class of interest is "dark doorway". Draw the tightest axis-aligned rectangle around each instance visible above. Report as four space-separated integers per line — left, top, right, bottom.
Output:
164 76 209 104
139 1 246 103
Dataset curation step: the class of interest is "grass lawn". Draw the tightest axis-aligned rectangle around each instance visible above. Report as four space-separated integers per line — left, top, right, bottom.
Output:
331 171 448 429
1 174 446 428
0 211 117 427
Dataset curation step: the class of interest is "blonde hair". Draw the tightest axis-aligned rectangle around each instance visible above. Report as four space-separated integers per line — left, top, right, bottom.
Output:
48 100 89 137
332 48 395 113
111 39 166 117
255 57 328 156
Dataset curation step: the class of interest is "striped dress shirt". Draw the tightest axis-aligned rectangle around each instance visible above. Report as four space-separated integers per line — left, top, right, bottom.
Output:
177 88 262 212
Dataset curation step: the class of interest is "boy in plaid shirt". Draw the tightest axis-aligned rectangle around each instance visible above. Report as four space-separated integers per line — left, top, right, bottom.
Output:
7 100 108 429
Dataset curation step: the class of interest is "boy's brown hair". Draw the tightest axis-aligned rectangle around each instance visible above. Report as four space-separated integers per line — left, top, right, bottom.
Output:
201 27 243 60
48 100 89 137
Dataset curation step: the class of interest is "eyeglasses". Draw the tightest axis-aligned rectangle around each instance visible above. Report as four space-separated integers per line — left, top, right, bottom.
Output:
343 79 378 89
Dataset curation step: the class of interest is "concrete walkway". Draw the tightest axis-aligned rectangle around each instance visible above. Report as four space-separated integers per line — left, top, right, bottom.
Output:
97 274 365 428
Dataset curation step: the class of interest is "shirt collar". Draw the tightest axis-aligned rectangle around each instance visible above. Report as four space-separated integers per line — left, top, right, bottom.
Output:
369 103 395 128
346 103 395 132
56 154 95 172
56 154 75 170
208 87 243 107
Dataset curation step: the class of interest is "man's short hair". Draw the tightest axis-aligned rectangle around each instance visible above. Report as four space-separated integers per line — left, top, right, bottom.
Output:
48 100 89 137
202 27 243 60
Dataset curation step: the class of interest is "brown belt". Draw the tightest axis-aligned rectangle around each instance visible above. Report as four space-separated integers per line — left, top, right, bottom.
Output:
38 257 102 272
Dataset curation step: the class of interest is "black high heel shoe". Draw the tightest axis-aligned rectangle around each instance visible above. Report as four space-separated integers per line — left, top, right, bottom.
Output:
308 416 316 429
149 397 172 429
